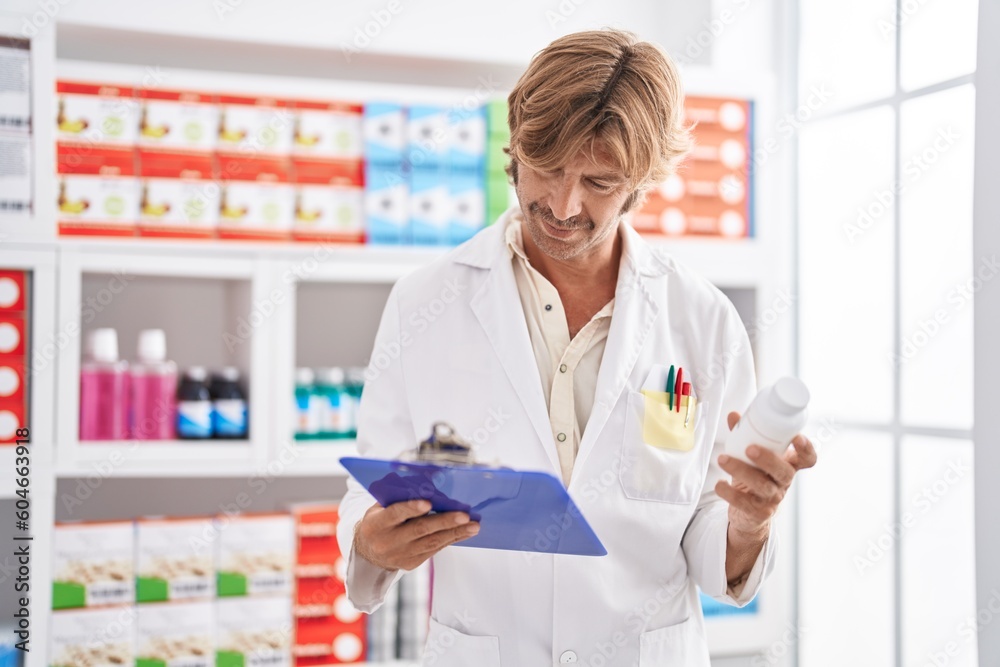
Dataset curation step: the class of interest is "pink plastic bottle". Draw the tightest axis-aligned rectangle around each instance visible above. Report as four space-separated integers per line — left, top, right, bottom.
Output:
130 329 178 440
79 328 129 441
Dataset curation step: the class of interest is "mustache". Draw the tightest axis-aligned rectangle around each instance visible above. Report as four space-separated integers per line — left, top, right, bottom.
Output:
528 202 595 231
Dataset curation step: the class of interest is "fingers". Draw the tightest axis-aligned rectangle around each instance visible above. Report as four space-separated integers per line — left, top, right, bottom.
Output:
408 521 481 560
744 446 796 488
715 480 775 525
727 411 741 431
384 499 433 525
786 433 818 470
355 501 480 571
718 454 785 503
398 510 474 542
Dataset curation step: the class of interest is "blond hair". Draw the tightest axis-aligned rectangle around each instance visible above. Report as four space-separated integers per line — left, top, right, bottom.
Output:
506 29 693 197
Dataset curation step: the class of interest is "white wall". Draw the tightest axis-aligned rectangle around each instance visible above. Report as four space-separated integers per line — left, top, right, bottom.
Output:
974 0 1000 664
10 0 716 67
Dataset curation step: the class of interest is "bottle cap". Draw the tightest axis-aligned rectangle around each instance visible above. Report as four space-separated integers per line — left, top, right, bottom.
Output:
219 366 241 382
90 328 119 364
295 368 315 386
318 367 345 385
185 366 208 382
770 377 810 415
137 329 167 363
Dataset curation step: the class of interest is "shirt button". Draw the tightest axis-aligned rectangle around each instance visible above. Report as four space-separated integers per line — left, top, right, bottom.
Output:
559 650 578 663
557 432 567 442
559 363 567 373
545 304 553 311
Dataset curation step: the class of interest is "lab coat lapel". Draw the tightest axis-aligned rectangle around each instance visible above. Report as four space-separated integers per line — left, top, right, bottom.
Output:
465 223 562 476
573 223 670 476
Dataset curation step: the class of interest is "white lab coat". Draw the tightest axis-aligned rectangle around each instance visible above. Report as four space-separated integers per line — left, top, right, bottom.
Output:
336 207 777 666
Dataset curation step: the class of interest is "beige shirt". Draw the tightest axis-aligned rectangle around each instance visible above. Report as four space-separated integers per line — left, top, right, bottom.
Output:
505 218 615 486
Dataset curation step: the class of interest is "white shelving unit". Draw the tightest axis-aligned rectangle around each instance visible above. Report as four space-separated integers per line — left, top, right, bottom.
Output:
0 7 797 665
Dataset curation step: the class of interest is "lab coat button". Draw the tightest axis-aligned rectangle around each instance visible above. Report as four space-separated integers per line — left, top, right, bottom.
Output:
559 650 578 663
559 363 568 373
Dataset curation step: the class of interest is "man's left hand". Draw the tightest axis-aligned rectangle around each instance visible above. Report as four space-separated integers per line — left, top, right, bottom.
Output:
715 411 818 536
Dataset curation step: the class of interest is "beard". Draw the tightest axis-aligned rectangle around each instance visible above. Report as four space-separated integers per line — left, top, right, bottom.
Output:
520 200 619 262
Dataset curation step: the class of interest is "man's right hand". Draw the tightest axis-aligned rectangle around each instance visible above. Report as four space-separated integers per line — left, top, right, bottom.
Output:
353 500 481 572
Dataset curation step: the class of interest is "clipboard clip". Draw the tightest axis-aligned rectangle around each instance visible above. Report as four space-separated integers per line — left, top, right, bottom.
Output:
408 421 477 466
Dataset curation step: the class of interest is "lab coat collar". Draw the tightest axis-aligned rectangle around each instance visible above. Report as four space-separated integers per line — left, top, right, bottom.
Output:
455 205 674 481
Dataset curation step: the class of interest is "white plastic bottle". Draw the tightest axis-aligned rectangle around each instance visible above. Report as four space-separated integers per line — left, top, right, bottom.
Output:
725 377 810 465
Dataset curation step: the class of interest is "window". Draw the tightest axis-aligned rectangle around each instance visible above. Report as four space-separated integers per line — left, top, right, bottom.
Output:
796 1 979 665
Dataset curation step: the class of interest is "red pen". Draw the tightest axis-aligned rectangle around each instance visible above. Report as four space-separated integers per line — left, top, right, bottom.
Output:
674 367 683 412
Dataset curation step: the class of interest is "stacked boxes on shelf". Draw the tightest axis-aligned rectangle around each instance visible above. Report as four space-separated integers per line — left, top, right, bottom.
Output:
49 514 295 667
407 105 450 245
0 271 28 443
215 94 296 241
290 503 366 665
52 521 135 611
632 96 754 238
135 517 215 603
215 514 295 667
447 104 488 245
136 88 220 239
485 99 511 225
363 102 408 244
136 601 215 667
50 521 136 666
56 81 140 236
290 101 365 244
54 77 505 245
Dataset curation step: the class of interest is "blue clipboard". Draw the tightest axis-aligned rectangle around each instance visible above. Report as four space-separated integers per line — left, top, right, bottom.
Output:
340 457 607 556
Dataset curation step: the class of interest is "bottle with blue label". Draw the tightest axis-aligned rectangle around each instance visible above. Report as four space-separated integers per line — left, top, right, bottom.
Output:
294 368 321 441
344 367 366 439
177 366 213 439
316 367 350 439
210 367 249 439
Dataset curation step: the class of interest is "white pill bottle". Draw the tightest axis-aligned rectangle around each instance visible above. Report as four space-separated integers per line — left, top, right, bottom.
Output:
725 377 810 465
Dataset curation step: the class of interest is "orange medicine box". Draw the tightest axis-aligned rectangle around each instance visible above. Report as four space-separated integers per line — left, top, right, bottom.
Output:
633 95 753 238
0 271 27 312
137 88 218 154
56 143 138 237
215 157 294 241
0 400 26 443
56 80 139 148
293 504 342 564
137 151 218 239
0 360 25 405
294 616 365 662
0 315 26 357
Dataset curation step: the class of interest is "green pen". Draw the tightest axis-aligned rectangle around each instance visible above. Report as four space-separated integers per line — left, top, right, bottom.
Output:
666 365 675 406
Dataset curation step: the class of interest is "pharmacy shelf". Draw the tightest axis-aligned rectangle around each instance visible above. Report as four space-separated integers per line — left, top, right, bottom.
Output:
53 441 254 477
51 236 448 284
44 233 766 288
4 9 798 665
281 440 359 476
51 440 358 479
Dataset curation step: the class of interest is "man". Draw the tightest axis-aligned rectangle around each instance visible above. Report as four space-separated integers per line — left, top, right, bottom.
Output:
336 28 817 665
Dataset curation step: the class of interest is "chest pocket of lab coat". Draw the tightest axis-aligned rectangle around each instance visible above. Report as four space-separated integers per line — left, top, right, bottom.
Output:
620 389 708 504
639 616 711 666
422 617 501 667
